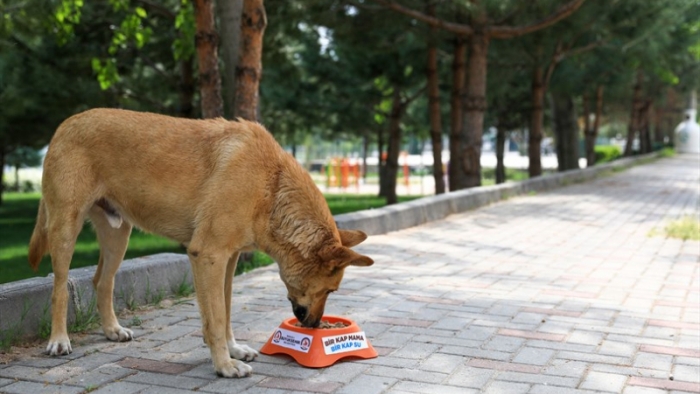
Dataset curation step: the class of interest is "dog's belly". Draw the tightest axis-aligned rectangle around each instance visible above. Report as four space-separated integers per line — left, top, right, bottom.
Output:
97 194 196 245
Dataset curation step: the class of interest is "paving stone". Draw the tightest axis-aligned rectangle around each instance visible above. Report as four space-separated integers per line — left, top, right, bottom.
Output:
90 381 151 394
497 371 579 388
512 347 555 366
483 335 526 352
118 356 195 375
0 381 84 394
366 365 447 384
621 387 668 394
312 362 369 383
390 342 440 360
445 365 494 388
67 363 137 389
417 353 465 374
672 364 700 383
391 381 477 394
633 352 673 371
580 371 628 392
198 374 265 393
528 385 602 394
336 374 398 394
124 371 211 390
485 380 531 394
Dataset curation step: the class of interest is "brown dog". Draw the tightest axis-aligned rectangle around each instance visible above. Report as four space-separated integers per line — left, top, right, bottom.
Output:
28 108 373 377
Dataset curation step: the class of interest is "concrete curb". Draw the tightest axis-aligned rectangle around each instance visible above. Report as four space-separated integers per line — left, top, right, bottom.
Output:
0 153 658 342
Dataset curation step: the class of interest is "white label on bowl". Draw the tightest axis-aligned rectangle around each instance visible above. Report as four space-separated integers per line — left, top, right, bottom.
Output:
322 331 368 355
270 328 313 353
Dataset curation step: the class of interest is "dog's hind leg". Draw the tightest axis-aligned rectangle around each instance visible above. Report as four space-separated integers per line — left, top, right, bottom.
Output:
89 205 134 342
45 203 87 356
224 252 258 361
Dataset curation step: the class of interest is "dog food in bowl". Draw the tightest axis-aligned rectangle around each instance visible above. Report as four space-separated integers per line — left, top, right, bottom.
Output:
295 320 348 329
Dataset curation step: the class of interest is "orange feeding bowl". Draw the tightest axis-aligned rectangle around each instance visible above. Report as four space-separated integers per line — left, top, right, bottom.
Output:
260 315 378 368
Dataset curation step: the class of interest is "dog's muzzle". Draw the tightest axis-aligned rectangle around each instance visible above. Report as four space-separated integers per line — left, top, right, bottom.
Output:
292 304 321 328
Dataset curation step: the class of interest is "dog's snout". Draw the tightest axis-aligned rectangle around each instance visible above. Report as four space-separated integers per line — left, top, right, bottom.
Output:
293 305 308 323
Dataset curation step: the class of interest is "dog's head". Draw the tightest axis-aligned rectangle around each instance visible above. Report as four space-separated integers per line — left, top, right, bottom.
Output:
281 229 373 328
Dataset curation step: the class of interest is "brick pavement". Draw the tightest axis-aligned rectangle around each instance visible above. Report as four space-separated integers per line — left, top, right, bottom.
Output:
1 154 698 394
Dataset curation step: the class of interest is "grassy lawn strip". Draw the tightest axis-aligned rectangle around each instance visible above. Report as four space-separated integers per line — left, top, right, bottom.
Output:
0 193 422 284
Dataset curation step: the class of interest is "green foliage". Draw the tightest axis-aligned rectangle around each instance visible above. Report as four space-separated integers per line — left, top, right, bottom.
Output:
6 146 42 169
664 216 700 241
54 0 85 45
594 145 622 164
659 147 675 157
173 0 195 61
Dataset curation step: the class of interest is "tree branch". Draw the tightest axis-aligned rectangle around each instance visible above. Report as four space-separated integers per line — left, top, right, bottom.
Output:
368 0 473 36
134 0 176 19
488 0 587 39
563 39 604 59
402 84 427 106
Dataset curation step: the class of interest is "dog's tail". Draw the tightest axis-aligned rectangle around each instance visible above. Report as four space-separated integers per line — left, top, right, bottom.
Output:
28 198 49 272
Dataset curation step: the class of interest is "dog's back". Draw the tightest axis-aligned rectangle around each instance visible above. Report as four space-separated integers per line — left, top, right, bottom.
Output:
40 108 289 243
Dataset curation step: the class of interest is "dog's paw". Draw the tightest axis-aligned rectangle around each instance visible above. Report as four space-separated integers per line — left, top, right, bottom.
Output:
104 325 134 342
229 343 259 361
215 359 253 378
46 338 72 356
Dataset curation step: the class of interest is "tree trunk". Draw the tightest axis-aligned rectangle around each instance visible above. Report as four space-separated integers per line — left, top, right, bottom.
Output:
551 92 580 171
654 105 664 146
639 100 653 153
624 70 643 156
377 125 386 197
381 87 403 205
457 32 490 189
14 165 20 191
426 3 445 195
585 85 603 166
528 63 545 178
193 0 224 118
217 0 243 119
0 147 4 205
495 127 506 184
449 35 466 192
234 0 266 121
178 57 195 118
362 133 369 181
583 92 592 166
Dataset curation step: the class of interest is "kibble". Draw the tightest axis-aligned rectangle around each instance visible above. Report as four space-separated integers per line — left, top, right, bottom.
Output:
295 320 348 329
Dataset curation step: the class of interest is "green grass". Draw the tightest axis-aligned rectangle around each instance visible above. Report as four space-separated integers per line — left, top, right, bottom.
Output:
480 167 554 186
324 194 422 215
0 193 186 284
664 216 700 241
0 192 423 284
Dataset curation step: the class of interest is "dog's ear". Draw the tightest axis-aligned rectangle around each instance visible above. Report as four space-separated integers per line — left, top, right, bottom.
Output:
338 229 368 248
319 244 374 271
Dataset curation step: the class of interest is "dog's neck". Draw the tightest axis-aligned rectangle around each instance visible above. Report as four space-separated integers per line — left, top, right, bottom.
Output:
262 162 337 269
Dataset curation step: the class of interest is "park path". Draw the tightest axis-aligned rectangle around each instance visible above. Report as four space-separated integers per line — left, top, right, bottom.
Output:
1 154 698 394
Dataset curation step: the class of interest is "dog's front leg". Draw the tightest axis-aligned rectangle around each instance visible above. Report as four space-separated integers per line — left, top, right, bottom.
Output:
224 252 258 361
189 249 253 378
